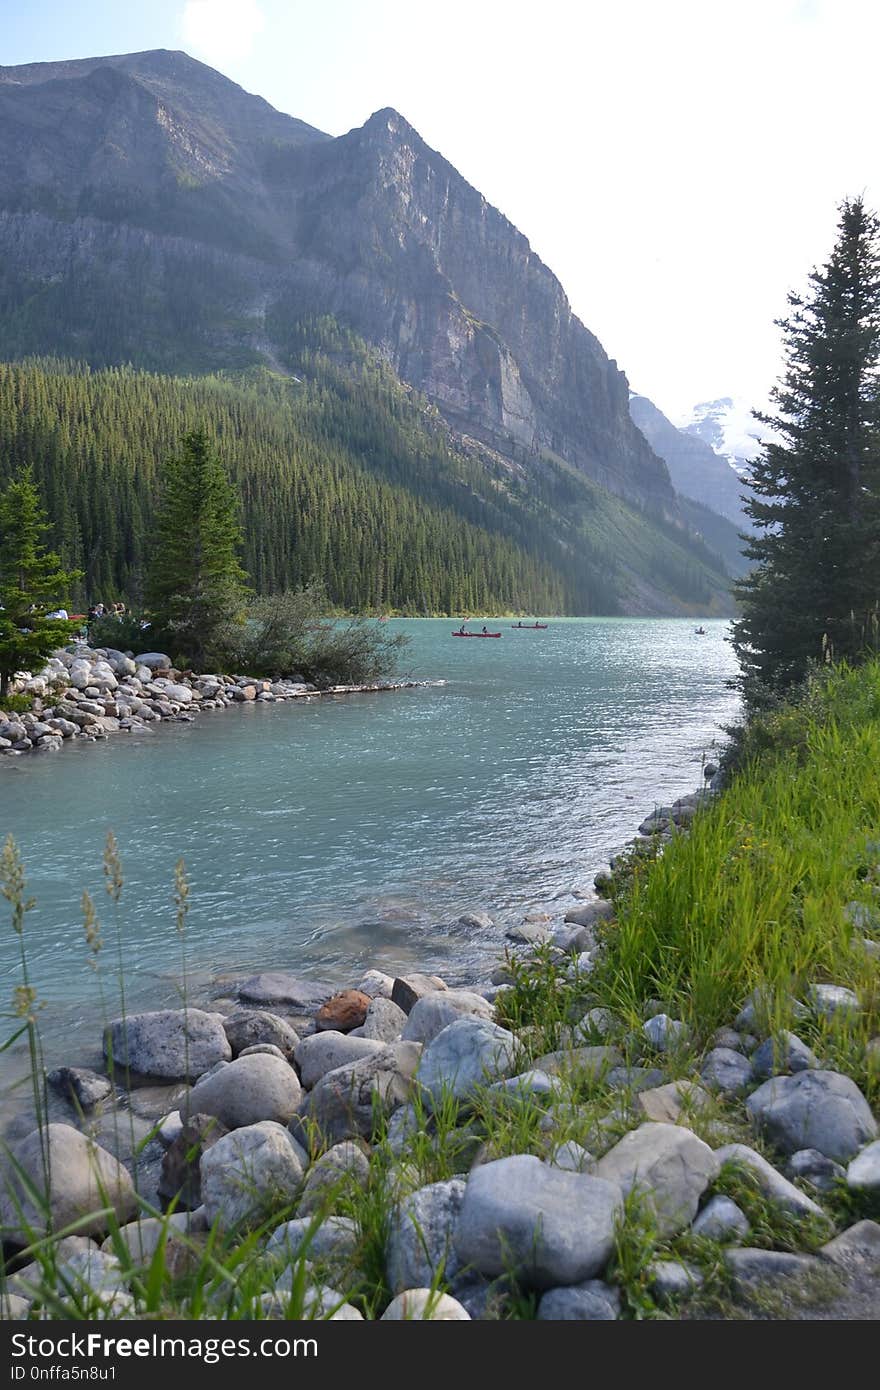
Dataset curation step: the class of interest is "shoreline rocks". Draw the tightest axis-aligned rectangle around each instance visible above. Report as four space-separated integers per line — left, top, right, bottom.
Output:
1 642 444 760
3 756 878 1325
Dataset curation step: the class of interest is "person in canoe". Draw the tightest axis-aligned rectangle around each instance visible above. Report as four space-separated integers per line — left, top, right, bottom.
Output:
457 621 468 634
482 625 488 634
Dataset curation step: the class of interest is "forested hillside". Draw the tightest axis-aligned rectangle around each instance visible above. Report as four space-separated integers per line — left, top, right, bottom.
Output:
0 341 733 616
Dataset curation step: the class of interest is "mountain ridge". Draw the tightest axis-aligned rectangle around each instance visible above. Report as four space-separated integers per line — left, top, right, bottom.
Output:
0 48 673 514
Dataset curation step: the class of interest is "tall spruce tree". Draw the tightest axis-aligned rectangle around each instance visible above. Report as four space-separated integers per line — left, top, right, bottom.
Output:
733 198 880 704
0 469 82 700
146 430 249 669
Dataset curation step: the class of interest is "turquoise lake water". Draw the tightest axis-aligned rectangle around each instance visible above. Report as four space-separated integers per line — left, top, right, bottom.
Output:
0 618 738 1063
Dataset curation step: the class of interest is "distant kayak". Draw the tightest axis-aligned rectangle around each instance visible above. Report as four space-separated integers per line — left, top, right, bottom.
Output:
511 623 548 629
452 630 502 638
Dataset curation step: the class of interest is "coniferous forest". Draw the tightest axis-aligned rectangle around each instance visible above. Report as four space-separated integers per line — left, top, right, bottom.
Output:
0 326 733 617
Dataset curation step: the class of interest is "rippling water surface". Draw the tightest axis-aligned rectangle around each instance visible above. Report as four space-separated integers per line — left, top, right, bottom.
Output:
0 618 738 1061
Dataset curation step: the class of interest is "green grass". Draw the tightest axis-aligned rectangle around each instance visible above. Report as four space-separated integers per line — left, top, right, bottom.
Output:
595 661 880 1077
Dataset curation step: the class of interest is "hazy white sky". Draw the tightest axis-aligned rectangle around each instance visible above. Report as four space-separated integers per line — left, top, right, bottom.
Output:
5 0 879 420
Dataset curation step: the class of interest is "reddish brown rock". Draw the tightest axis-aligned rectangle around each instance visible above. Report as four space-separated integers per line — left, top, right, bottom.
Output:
315 990 371 1033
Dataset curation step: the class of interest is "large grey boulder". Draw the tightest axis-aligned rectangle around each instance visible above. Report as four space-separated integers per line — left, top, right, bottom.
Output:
595 1123 718 1237
402 991 494 1045
238 973 336 1011
303 1042 421 1144
362 997 408 1043
104 1008 231 1081
0 1124 137 1240
200 1121 304 1230
750 1031 818 1081
746 1070 877 1162
455 1154 622 1289
714 1143 826 1219
186 1054 302 1129
417 1018 518 1106
386 1179 465 1294
537 1280 620 1320
297 1142 370 1216
295 1032 387 1089
223 1011 300 1060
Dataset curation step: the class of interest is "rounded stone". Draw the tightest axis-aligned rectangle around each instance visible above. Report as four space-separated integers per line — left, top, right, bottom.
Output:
104 1008 231 1081
0 1124 137 1240
223 1010 300 1060
201 1121 304 1229
692 1195 750 1242
746 1069 877 1163
187 1053 302 1129
381 1289 470 1320
455 1154 622 1289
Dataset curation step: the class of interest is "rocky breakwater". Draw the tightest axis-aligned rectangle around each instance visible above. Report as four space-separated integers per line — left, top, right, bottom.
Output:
0 644 436 758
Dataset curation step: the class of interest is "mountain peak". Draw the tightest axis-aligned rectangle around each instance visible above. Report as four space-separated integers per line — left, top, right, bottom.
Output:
360 106 422 144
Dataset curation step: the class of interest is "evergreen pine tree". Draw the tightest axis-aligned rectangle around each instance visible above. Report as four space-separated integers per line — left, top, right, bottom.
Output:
733 198 880 703
0 468 82 699
145 429 249 669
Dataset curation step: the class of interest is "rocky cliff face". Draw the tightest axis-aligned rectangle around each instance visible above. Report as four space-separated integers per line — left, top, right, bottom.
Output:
0 50 674 512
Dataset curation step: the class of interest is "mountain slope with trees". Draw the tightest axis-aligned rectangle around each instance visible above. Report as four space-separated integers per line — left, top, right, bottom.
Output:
0 348 733 617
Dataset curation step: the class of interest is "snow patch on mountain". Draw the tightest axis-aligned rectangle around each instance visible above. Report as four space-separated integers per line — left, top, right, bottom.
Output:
677 397 767 475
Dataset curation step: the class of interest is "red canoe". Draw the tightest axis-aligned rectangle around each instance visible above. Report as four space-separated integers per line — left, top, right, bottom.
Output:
452 630 502 638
